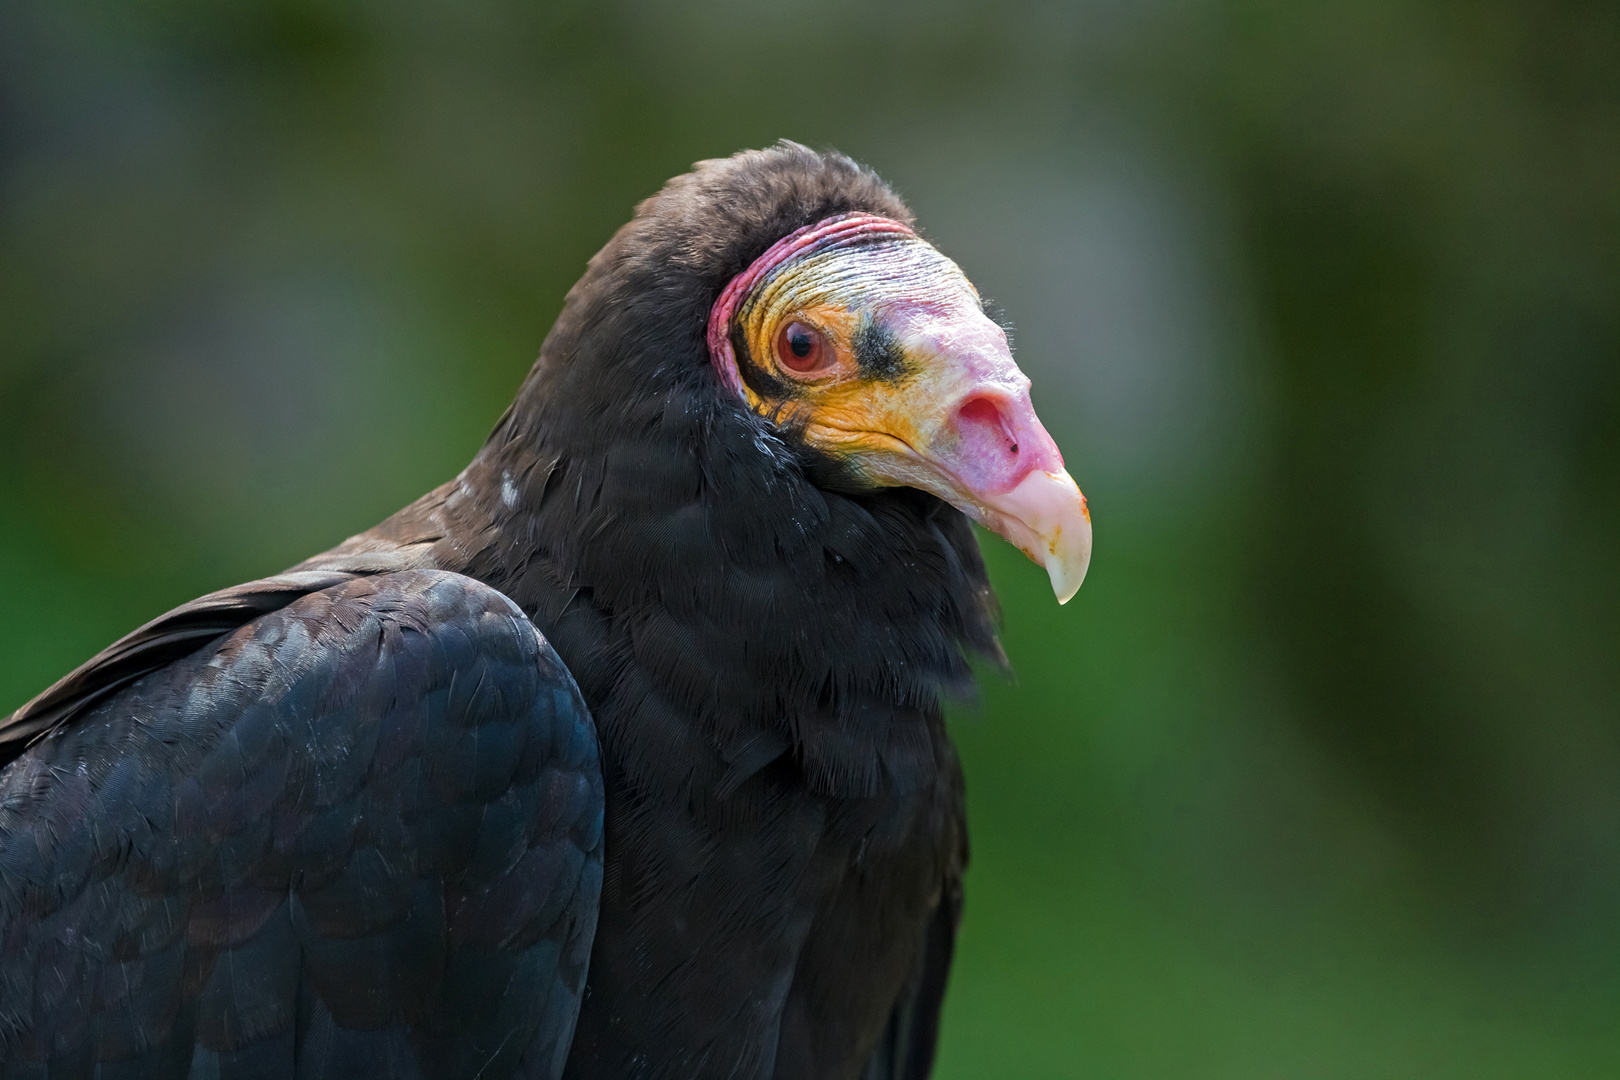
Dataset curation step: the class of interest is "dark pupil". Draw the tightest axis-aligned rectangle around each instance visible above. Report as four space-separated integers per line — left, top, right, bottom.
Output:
788 327 814 358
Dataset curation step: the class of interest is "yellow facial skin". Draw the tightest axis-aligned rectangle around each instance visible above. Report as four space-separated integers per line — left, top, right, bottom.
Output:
729 234 1094 602
732 240 993 485
742 299 931 473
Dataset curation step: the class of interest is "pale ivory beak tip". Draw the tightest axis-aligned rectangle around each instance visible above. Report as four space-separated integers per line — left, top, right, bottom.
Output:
1045 530 1090 605
1043 479 1093 604
988 468 1092 605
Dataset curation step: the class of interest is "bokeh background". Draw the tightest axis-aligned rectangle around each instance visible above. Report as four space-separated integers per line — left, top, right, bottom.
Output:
2 1 1617 1075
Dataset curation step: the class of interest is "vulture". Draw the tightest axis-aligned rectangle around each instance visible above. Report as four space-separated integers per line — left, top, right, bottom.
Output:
0 144 1091 1080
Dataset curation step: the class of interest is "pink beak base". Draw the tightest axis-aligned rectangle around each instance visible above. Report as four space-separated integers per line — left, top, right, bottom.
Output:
888 302 1093 605
933 386 1093 604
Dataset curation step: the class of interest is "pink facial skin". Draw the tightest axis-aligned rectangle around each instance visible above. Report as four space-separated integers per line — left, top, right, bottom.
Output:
882 299 1063 495
875 296 1092 602
709 215 1092 603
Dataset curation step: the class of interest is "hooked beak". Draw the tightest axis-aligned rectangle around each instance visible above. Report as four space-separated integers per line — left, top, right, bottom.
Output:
969 464 1092 604
904 380 1092 605
807 302 1093 603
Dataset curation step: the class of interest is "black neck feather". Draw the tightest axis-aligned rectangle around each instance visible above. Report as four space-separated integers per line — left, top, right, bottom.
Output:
376 145 1002 798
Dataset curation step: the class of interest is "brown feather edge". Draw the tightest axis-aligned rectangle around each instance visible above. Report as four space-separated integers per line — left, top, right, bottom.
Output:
0 546 438 756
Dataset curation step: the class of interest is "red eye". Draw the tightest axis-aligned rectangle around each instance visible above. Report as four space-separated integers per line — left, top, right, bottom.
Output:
774 320 832 373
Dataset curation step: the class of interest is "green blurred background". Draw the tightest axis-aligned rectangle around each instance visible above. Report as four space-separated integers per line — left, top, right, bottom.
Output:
2 1 1617 1075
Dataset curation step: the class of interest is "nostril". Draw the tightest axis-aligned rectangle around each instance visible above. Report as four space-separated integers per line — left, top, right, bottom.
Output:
958 396 1019 457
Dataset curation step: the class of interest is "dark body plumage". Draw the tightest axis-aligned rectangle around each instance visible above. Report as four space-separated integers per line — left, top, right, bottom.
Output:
0 146 999 1079
0 572 603 1079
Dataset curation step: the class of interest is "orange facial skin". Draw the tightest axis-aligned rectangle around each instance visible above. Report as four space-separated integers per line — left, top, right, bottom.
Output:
725 234 1093 602
732 241 1006 482
738 297 934 472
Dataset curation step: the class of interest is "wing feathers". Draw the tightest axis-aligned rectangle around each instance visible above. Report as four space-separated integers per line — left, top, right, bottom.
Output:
0 570 602 1080
0 571 364 763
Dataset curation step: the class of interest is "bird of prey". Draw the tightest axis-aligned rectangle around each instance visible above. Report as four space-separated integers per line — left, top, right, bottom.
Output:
0 144 1091 1080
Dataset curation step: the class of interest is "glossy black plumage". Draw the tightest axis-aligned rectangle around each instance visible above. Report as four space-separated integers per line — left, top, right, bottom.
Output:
0 571 602 1079
1 144 1000 1079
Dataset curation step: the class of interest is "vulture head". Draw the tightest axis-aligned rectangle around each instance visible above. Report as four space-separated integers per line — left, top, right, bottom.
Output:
707 210 1091 603
500 142 1090 609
